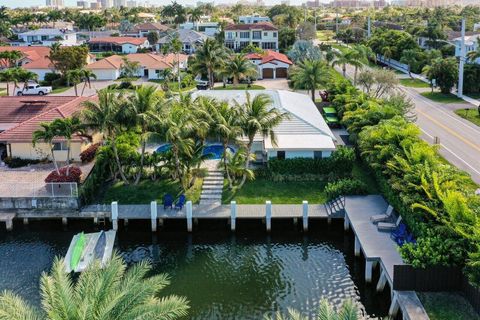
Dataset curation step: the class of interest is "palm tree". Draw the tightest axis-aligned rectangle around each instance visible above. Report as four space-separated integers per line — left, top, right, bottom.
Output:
0 50 23 68
221 54 258 88
349 44 375 84
237 92 287 187
190 38 229 89
332 49 363 84
81 89 132 184
50 117 84 176
467 48 480 62
290 60 330 101
271 299 358 320
80 68 97 95
382 46 393 68
221 148 254 187
130 85 162 184
12 68 38 92
189 7 203 31
0 68 16 96
66 69 83 96
162 35 183 89
32 122 61 174
400 49 419 78
0 254 189 320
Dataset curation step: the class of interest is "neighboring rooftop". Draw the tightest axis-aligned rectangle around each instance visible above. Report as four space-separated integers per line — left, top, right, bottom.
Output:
86 53 188 70
18 28 75 36
158 29 210 44
0 46 52 70
88 37 148 46
225 23 278 31
246 50 292 65
133 22 171 32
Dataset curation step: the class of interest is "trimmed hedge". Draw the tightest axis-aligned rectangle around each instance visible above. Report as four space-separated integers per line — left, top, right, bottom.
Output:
4 157 43 168
325 178 368 201
80 143 100 163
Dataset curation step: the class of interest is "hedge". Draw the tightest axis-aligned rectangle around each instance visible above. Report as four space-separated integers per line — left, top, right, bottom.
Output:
45 166 82 184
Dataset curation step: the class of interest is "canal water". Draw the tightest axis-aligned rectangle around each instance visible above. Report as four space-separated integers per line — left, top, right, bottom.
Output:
0 219 389 319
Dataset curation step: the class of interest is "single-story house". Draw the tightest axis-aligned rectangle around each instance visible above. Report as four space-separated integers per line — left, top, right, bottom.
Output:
245 50 292 79
192 90 336 161
88 37 150 54
0 96 97 162
157 29 210 54
86 53 188 80
0 46 54 81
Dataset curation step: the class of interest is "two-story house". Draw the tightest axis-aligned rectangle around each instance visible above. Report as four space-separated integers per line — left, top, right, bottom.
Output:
126 22 171 38
238 15 271 24
12 29 78 46
454 34 480 64
88 37 149 54
179 22 220 37
224 23 278 52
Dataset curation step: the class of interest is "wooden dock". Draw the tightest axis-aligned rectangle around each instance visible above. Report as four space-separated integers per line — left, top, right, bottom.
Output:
343 195 429 320
0 212 16 231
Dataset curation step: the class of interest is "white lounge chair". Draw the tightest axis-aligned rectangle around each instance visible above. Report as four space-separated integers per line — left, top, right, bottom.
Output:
370 205 394 224
378 216 402 232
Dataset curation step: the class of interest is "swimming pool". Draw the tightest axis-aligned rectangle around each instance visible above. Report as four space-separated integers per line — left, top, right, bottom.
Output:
155 143 235 160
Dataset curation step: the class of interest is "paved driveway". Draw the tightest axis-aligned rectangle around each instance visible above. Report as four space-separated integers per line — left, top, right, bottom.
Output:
255 79 290 90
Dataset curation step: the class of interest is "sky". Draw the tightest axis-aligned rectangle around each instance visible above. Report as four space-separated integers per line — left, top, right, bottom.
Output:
1 0 320 8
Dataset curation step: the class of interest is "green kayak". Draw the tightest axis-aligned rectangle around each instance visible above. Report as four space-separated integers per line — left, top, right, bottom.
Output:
70 232 86 271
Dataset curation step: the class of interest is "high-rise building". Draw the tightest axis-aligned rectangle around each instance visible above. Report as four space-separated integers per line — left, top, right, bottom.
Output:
114 0 126 7
99 0 113 8
46 0 64 8
77 0 90 8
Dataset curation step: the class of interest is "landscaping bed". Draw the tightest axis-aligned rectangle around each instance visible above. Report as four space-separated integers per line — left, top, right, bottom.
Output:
400 78 430 88
455 108 480 127
213 84 265 90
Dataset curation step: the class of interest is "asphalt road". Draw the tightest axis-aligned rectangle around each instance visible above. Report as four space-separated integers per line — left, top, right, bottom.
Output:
338 63 480 185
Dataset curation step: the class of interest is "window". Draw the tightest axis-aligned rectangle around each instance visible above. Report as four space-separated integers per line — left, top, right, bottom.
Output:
273 32 277 38
277 151 285 160
262 42 277 50
314 151 323 159
53 142 68 151
226 32 234 40
264 32 268 36
240 31 250 39
252 31 262 39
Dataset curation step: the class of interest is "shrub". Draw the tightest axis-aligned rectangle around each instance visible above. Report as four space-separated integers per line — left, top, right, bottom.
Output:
118 81 134 90
324 178 368 201
45 166 82 184
51 78 67 89
4 157 42 168
80 143 101 163
43 72 62 85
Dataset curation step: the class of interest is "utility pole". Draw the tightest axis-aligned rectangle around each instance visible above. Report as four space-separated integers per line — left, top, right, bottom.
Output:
458 18 465 98
314 9 317 32
367 16 371 38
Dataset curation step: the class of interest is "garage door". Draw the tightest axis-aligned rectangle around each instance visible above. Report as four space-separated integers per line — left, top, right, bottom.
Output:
262 68 274 79
276 68 288 78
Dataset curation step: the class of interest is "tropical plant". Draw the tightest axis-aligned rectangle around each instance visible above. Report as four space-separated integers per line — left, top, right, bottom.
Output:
49 117 84 176
147 31 159 47
0 254 189 320
221 148 254 186
0 50 22 68
32 122 61 174
189 38 228 88
348 44 375 84
221 54 257 87
120 56 141 79
287 40 322 63
332 48 363 83
66 69 83 96
270 299 359 320
400 49 421 78
290 60 330 101
80 68 97 95
422 57 458 94
0 68 15 96
467 47 480 62
162 34 183 89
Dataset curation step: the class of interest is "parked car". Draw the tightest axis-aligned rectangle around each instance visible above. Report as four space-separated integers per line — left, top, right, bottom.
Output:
14 83 52 96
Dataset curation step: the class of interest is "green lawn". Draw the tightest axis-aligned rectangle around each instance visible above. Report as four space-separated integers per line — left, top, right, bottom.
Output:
50 86 71 94
400 78 430 88
351 161 380 194
0 88 6 96
115 77 140 82
420 92 463 104
213 84 265 90
455 108 480 127
316 30 334 41
418 292 479 320
101 178 203 204
148 80 196 92
222 178 328 204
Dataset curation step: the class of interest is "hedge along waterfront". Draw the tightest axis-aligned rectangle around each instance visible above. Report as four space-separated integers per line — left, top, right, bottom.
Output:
327 77 480 286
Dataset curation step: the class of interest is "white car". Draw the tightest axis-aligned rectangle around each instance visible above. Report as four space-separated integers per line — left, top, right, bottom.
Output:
15 84 52 96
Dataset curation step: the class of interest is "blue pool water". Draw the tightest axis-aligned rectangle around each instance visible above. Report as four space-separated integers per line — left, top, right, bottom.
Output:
155 144 235 160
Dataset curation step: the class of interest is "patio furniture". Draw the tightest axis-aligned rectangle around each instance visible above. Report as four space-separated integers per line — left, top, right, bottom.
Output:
370 205 394 224
390 223 408 244
163 194 174 209
377 216 402 232
175 194 186 210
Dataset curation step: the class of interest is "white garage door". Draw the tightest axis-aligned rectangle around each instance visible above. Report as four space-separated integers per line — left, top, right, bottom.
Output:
92 69 118 80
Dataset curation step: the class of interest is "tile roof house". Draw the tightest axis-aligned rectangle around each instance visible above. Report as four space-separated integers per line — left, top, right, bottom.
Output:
224 23 279 52
245 50 292 79
0 96 96 162
86 53 188 80
12 28 78 47
193 90 336 162
0 46 54 81
128 22 171 38
157 29 210 54
88 37 150 54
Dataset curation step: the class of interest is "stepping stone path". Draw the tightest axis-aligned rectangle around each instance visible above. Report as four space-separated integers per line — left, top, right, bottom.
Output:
199 170 224 206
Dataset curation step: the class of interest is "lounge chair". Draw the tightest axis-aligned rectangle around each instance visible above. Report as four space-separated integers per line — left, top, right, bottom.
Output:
175 194 186 210
377 216 402 232
163 194 174 210
370 205 394 224
390 223 408 243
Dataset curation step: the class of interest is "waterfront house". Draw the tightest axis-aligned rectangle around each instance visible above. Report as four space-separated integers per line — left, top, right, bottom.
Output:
88 37 149 54
179 22 220 37
157 29 210 54
0 96 96 161
238 15 271 24
245 50 292 79
86 53 188 80
224 23 278 52
126 22 171 38
12 28 78 47
193 90 337 161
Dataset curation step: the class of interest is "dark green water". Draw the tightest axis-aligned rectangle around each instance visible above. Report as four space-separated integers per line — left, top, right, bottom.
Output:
0 219 389 319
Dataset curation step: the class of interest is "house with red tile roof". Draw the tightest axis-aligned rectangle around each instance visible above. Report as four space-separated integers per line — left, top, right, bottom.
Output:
88 37 150 54
224 23 278 52
86 53 188 80
0 46 54 81
245 50 292 79
0 96 98 162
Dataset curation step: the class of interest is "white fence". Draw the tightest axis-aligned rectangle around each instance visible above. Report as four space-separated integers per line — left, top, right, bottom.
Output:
0 182 78 198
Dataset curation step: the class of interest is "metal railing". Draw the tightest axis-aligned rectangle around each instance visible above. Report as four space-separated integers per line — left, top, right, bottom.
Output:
0 182 78 198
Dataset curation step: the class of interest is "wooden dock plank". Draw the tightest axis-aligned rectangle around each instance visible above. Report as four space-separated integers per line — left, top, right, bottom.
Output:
396 291 430 320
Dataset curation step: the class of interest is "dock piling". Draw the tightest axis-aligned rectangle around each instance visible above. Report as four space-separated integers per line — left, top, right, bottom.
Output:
376 270 387 292
231 201 236 231
365 260 374 283
186 201 193 232
150 201 157 232
302 201 308 231
266 201 272 232
62 217 68 226
23 218 29 225
354 236 361 257
111 201 118 231
344 215 350 231
5 219 12 231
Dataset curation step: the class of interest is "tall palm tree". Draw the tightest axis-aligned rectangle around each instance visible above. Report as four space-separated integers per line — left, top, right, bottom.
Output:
349 44 375 85
271 299 358 320
32 122 61 174
66 69 83 96
467 48 480 62
0 50 23 68
81 89 132 184
164 35 183 89
50 117 84 176
0 254 189 320
189 7 203 31
190 38 228 89
332 49 363 83
221 54 258 88
0 68 16 96
80 68 97 95
290 60 330 101
130 85 162 184
237 92 287 187
13 68 38 91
